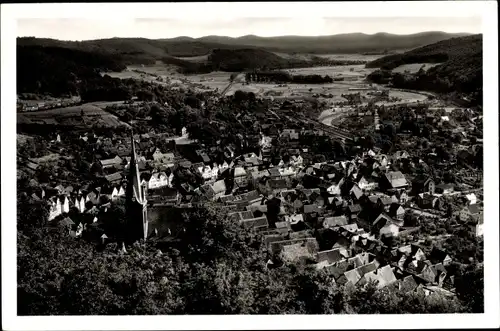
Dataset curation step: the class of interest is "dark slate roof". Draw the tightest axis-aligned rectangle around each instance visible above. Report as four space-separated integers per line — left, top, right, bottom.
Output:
304 204 320 214
316 248 348 264
468 204 480 215
105 172 123 183
241 216 269 229
348 204 362 213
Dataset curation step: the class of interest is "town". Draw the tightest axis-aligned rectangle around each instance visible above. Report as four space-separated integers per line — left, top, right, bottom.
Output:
17 87 483 303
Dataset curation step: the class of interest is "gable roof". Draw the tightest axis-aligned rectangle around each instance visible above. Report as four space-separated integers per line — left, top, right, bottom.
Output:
384 171 408 188
316 248 349 264
211 180 226 195
228 211 254 222
323 216 348 228
373 212 393 227
105 172 123 183
468 204 480 215
304 204 320 214
348 204 362 213
241 216 269 229
389 203 405 217
362 265 397 289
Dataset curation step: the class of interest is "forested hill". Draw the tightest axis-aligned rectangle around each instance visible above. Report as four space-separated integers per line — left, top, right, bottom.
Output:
365 34 483 70
366 35 483 105
17 45 126 96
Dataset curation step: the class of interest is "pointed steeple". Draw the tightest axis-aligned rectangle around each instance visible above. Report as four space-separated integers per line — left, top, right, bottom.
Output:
126 129 148 241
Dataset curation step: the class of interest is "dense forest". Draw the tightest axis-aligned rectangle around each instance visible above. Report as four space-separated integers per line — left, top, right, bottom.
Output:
17 45 126 97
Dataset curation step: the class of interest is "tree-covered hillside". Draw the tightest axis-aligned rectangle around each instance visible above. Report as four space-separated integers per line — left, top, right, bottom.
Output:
366 35 482 104
366 34 482 70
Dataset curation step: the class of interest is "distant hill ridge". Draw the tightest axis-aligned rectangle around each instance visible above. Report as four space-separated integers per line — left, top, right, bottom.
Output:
18 31 470 57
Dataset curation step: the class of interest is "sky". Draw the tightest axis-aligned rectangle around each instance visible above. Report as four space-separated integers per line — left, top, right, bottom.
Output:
17 16 482 41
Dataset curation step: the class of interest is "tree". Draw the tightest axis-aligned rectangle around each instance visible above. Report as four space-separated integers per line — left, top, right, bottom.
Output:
455 264 484 313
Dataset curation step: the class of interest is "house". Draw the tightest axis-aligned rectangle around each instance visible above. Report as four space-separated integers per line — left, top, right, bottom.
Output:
350 183 364 201
388 203 405 220
326 178 345 195
380 171 408 192
412 176 436 195
233 167 248 187
475 216 484 237
465 193 478 205
323 216 348 229
57 216 75 232
392 150 410 161
315 248 349 266
435 183 454 195
359 265 397 289
304 204 320 216
147 172 172 189
105 172 123 184
267 178 289 195
285 213 305 225
48 197 63 221
347 204 362 220
429 247 452 266
210 180 227 200
377 196 394 212
198 165 217 182
416 193 440 209
228 211 254 222
100 156 122 169
70 222 84 238
395 190 409 204
459 204 480 222
357 176 377 191
241 216 269 230
373 212 399 237
338 261 379 287
74 196 86 213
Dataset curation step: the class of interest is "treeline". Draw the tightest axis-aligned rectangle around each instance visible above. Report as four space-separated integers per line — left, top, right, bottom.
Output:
246 71 336 84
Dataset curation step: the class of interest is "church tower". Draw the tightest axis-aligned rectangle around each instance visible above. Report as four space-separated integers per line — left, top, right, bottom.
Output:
125 131 148 242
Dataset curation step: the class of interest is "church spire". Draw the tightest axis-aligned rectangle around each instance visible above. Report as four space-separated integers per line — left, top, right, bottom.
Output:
126 129 148 241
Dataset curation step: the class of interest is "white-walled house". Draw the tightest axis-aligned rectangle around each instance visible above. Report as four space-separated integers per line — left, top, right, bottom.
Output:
74 196 86 213
61 196 70 214
148 172 171 189
380 223 400 238
290 155 304 167
357 176 377 191
48 198 62 221
327 178 345 196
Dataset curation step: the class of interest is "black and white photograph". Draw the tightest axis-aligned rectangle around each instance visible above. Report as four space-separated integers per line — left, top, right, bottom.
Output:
1 1 499 330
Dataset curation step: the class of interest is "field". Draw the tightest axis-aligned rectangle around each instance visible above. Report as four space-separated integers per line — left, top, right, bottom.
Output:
106 60 432 109
392 63 441 74
17 104 128 128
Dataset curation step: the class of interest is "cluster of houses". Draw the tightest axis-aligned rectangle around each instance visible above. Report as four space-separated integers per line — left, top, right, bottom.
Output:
22 97 483 298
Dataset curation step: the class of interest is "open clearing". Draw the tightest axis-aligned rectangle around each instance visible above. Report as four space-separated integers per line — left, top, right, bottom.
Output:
392 63 441 74
17 104 128 128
